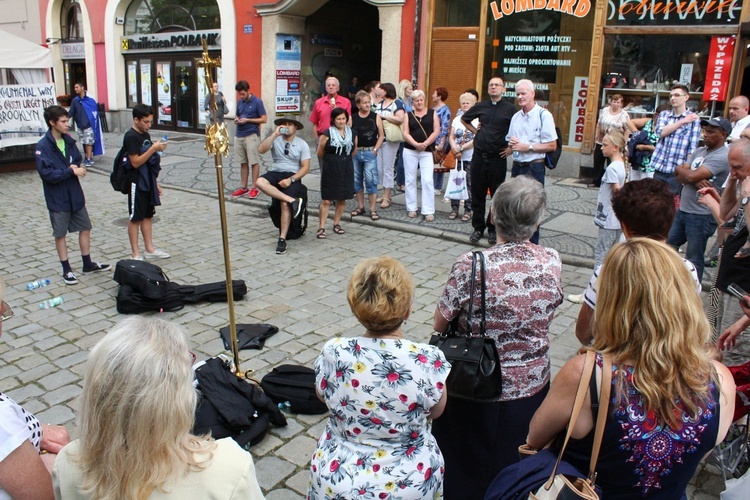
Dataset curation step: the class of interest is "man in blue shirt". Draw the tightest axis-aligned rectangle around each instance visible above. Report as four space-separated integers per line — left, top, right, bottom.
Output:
67 83 101 167
231 80 267 199
650 84 701 195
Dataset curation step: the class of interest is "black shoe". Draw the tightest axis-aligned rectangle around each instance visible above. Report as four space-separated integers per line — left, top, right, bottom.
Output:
470 230 483 244
62 271 78 285
276 238 287 255
705 259 717 268
487 231 497 245
82 262 111 274
289 198 304 218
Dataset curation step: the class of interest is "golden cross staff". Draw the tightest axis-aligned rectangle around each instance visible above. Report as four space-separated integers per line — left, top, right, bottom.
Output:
196 39 242 377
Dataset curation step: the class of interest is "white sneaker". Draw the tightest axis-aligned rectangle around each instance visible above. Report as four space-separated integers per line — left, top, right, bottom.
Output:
131 255 144 261
144 249 170 259
567 293 584 304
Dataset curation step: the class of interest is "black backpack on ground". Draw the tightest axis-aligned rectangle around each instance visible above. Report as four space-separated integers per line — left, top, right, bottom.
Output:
113 259 169 299
260 364 328 414
110 147 138 194
115 280 248 314
268 183 308 240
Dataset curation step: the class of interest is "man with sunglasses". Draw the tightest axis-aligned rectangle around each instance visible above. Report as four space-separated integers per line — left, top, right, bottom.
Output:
650 84 701 195
256 115 309 254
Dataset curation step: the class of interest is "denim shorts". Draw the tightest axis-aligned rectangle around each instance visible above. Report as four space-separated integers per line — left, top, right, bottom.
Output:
353 149 378 194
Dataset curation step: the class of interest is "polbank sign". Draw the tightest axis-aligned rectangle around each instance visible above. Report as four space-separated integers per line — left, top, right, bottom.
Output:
121 30 220 53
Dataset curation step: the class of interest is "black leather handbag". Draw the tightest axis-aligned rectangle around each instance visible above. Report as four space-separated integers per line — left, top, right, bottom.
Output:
430 251 503 402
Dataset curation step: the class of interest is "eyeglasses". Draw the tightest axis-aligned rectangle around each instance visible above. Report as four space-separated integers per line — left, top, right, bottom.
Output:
1 301 14 322
284 143 290 155
670 93 688 98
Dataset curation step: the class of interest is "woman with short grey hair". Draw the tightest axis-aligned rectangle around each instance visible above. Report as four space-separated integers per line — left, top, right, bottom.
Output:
431 175 562 498
492 175 547 241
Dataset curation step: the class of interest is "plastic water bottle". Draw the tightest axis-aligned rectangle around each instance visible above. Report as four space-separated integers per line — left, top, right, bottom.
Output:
39 297 64 309
512 150 520 159
26 278 51 290
278 401 292 414
158 134 168 156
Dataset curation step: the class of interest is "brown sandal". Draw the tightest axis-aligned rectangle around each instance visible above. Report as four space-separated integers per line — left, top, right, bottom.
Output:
448 211 458 220
316 228 327 239
333 224 345 234
370 211 380 221
461 212 472 222
380 198 391 209
351 207 366 217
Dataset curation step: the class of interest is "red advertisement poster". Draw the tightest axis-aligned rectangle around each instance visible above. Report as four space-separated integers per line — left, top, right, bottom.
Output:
703 36 735 102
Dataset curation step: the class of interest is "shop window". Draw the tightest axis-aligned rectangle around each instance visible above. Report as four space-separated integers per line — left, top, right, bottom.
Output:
434 0 480 27
124 0 220 34
61 0 83 42
601 35 719 118
483 4 596 145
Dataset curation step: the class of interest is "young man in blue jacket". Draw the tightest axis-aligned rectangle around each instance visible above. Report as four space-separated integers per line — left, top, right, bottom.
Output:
35 105 110 285
67 82 99 167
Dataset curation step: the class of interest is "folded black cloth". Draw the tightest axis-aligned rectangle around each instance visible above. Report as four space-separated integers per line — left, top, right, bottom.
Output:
219 323 279 350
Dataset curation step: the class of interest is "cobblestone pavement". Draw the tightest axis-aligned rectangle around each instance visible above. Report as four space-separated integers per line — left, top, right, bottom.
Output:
0 142 733 498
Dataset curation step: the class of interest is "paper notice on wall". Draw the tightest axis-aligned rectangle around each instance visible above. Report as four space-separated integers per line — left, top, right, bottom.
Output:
0 84 55 147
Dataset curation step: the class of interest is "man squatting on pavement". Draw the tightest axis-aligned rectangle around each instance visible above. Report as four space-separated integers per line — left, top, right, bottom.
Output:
35 105 110 285
256 115 308 255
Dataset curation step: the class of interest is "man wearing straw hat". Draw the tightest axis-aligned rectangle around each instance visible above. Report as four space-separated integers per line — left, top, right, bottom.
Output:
256 115 309 255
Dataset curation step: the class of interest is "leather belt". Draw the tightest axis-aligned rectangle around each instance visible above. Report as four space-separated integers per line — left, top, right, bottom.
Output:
479 151 504 158
359 146 376 151
513 159 546 166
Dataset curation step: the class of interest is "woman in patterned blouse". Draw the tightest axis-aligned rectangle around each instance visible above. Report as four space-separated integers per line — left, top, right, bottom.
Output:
431 176 563 499
528 238 736 498
309 257 450 499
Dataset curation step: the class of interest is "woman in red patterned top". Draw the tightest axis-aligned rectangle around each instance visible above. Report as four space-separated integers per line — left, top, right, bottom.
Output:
431 175 563 499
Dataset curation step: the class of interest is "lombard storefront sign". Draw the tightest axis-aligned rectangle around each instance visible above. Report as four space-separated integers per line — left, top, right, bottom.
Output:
607 0 743 26
61 42 85 60
121 30 220 53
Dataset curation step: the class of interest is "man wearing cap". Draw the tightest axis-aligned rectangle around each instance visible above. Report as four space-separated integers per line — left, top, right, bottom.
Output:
666 116 731 281
256 115 309 255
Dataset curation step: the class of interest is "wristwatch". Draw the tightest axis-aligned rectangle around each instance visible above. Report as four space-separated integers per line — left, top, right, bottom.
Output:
290 177 297 183
528 144 535 152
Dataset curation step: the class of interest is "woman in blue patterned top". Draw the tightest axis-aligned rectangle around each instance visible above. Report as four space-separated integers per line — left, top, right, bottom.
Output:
528 238 736 498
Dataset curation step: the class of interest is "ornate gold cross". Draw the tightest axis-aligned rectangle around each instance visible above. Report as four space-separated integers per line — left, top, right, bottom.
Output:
196 39 229 157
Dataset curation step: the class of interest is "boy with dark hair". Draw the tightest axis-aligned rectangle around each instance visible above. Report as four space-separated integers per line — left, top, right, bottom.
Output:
68 82 101 167
35 105 110 285
231 80 267 199
123 104 169 260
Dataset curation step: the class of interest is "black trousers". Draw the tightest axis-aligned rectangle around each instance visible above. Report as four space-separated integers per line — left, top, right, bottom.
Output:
470 150 507 233
432 383 550 499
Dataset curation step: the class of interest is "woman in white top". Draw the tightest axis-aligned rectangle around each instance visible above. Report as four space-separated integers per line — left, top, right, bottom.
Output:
591 93 629 187
52 317 264 499
0 276 70 500
447 92 478 221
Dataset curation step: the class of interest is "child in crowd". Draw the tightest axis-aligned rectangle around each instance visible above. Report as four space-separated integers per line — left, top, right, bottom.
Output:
593 131 630 265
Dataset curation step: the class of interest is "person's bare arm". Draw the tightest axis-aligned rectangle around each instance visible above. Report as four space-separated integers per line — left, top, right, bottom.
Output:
374 115 385 151
719 176 740 221
128 141 166 168
674 164 713 185
433 307 449 333
575 303 595 345
428 390 448 420
528 354 589 449
0 440 54 500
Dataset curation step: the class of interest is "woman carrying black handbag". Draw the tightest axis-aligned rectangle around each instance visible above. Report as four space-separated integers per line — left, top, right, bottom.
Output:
431 175 563 498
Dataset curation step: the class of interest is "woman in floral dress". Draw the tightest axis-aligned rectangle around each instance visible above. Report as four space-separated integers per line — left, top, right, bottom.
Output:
309 256 450 499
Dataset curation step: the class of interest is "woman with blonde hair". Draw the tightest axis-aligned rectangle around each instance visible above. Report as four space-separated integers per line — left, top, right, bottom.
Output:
52 317 264 499
591 93 629 187
528 238 735 498
402 90 440 221
309 256 450 499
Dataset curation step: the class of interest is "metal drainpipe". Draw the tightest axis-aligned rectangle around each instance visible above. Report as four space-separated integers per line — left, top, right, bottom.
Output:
412 0 422 83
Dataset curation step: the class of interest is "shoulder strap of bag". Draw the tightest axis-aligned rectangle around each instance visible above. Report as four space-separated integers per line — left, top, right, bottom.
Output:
545 350 596 487
466 251 478 336
587 354 612 483
412 111 429 139
476 251 487 336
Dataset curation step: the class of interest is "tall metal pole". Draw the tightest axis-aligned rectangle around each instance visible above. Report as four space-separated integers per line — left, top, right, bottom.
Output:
196 40 242 376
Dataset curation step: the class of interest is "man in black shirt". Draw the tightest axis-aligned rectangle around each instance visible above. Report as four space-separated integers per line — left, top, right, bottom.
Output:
123 104 169 260
461 77 516 244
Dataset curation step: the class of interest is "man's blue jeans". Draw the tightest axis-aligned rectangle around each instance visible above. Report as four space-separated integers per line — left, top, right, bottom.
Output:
667 210 717 282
